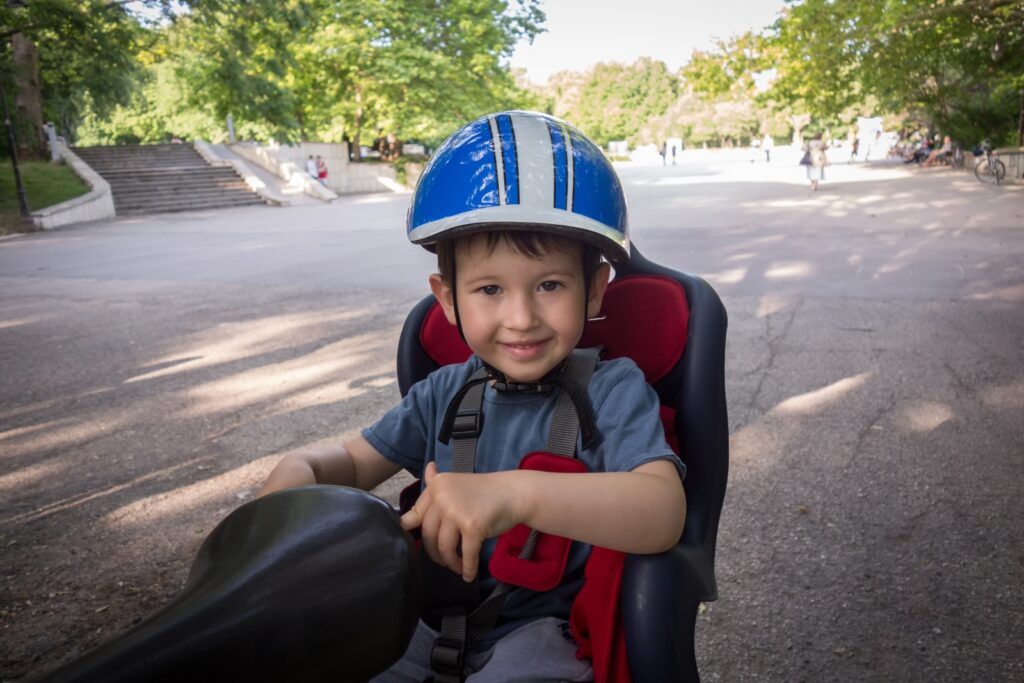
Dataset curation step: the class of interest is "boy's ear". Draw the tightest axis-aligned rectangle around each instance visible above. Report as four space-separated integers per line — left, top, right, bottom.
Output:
586 262 612 319
428 274 458 325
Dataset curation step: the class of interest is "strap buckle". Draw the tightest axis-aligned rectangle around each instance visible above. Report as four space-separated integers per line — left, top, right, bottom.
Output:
431 636 466 679
493 380 552 393
449 408 482 440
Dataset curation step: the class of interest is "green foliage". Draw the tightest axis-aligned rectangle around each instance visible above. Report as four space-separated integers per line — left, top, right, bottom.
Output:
0 1 219 145
768 0 1024 145
168 0 545 147
8 1 544 150
20 0 1022 157
170 1 312 142
75 59 248 145
546 58 678 146
682 33 769 102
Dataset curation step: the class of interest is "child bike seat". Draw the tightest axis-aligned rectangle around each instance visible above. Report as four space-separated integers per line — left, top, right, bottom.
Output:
397 246 729 682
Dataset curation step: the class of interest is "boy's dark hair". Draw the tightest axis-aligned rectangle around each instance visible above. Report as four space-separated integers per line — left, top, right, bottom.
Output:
436 230 603 288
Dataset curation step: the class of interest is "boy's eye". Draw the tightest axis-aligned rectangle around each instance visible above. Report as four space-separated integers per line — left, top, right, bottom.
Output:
479 285 500 296
539 280 563 292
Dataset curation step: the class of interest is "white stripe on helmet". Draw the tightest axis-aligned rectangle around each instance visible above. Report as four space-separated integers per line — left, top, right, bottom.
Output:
487 115 507 206
509 113 554 210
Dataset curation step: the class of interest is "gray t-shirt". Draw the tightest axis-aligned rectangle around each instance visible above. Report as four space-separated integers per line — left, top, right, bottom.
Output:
363 355 683 640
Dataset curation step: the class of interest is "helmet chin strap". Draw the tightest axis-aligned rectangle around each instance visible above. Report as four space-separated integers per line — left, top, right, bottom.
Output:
450 256 468 344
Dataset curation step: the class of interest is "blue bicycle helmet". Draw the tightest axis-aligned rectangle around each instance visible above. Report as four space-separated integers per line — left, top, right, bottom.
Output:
407 111 629 262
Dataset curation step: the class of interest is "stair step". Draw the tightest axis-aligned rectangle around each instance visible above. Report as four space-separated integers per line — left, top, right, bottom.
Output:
112 188 254 200
90 165 220 176
103 169 239 180
112 194 256 206
80 160 205 167
115 184 257 195
75 145 201 154
110 179 250 189
115 196 265 213
73 144 268 215
76 155 204 163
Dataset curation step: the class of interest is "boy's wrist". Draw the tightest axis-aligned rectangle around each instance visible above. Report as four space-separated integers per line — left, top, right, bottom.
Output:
501 469 539 528
259 456 316 496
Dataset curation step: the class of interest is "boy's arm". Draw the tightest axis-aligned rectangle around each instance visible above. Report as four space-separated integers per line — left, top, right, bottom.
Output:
516 458 685 552
402 458 685 582
258 435 401 497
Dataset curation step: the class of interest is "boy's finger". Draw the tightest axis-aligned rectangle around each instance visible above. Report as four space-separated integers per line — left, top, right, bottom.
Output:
460 534 482 583
423 461 438 483
419 508 441 566
399 507 422 531
436 522 462 575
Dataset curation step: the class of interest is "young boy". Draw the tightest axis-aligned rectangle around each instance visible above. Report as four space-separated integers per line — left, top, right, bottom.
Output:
259 111 686 681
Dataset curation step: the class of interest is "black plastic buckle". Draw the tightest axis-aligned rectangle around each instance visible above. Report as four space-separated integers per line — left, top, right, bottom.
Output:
493 380 552 394
430 636 466 679
449 408 482 440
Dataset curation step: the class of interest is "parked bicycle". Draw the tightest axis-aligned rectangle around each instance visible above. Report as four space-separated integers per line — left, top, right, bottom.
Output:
974 141 1006 185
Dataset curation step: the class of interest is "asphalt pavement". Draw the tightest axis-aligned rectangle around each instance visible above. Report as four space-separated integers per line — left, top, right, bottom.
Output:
1 151 1022 681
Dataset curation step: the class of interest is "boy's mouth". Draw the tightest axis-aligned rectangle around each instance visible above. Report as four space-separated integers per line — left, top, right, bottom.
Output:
499 339 549 360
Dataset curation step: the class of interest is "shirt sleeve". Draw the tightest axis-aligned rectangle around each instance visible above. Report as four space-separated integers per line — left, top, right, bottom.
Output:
361 375 436 478
586 360 686 481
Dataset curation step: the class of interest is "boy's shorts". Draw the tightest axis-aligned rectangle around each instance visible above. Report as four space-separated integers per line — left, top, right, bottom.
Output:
371 616 594 682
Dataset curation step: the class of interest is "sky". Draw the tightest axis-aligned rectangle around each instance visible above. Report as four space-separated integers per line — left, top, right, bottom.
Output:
510 0 789 84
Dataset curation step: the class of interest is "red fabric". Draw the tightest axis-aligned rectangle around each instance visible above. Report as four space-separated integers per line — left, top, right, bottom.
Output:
570 547 630 683
420 303 472 366
490 453 587 591
579 275 689 384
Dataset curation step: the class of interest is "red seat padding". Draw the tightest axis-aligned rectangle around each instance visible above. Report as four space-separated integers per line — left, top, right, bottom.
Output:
489 452 588 592
420 304 471 366
579 275 689 385
419 275 689 385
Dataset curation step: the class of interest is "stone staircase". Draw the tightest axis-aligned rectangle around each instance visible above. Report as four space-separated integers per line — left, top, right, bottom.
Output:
73 144 266 215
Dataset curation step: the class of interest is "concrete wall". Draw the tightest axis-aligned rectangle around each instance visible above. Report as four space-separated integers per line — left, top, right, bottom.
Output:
228 142 334 201
996 147 1023 182
404 162 425 191
230 141 403 195
193 140 285 205
32 142 116 230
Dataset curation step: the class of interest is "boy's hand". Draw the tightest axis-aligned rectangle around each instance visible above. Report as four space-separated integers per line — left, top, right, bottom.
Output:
400 462 521 583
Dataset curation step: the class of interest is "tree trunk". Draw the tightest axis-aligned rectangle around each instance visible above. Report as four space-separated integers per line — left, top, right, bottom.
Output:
352 85 363 161
1018 88 1023 147
11 33 46 158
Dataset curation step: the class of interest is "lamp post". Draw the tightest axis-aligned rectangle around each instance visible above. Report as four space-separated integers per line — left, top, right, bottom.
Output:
1 73 32 226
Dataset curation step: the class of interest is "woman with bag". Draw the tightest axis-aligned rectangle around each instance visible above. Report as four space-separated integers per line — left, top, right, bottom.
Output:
803 133 829 191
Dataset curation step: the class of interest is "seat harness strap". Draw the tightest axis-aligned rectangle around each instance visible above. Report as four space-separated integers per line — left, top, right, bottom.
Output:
429 348 601 682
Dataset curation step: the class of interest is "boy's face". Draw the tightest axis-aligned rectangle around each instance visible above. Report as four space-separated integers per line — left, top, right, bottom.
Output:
430 235 610 383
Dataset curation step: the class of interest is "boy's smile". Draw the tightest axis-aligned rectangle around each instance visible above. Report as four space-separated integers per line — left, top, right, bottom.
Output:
430 234 610 383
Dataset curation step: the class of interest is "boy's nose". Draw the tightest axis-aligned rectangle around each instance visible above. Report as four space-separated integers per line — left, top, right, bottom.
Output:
504 293 538 330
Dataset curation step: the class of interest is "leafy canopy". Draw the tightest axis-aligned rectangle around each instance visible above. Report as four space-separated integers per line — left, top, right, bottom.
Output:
767 0 1024 144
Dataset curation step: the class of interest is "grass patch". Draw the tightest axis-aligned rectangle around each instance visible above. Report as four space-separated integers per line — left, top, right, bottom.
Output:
0 159 90 234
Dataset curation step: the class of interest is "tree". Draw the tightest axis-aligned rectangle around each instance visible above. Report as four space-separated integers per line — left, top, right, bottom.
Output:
545 58 678 146
673 34 788 146
172 0 544 151
768 0 1024 145
682 33 768 102
0 1 205 156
